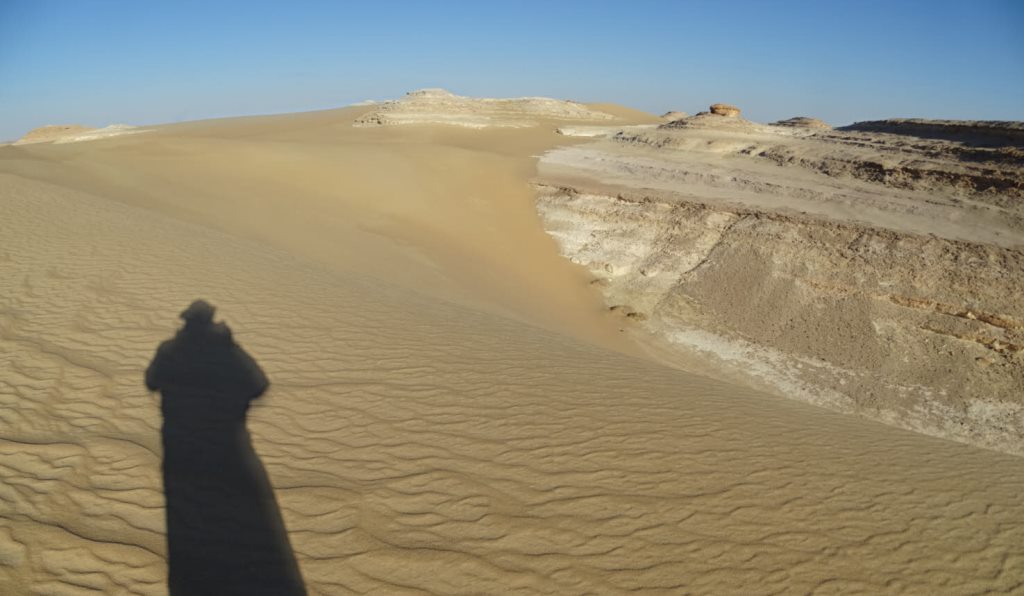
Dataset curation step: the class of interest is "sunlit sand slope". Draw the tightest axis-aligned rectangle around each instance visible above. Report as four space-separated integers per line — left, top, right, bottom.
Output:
2 172 1023 593
0 105 655 354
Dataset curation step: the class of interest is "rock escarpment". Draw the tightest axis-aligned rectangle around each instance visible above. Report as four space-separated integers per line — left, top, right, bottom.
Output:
535 116 1024 454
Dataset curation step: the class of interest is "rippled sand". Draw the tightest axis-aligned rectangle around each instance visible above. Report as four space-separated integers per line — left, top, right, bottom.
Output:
1 106 1022 593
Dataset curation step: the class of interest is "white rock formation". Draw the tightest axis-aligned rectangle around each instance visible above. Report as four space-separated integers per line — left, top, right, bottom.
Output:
353 88 616 128
15 124 146 145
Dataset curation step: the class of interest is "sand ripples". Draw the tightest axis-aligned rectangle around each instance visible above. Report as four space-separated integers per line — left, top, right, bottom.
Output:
2 173 1023 593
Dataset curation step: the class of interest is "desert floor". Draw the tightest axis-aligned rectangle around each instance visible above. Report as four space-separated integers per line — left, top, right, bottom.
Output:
1 107 1022 594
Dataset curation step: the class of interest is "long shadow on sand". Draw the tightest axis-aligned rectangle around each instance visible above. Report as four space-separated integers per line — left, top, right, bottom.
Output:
145 300 306 596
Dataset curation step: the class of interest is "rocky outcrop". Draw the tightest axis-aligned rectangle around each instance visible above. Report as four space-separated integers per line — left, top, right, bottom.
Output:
656 112 760 133
710 103 741 117
535 115 1024 455
353 88 617 128
15 124 95 145
660 111 689 121
772 116 831 129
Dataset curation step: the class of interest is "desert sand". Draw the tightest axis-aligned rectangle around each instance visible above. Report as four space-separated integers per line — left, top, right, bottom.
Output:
1 92 1023 593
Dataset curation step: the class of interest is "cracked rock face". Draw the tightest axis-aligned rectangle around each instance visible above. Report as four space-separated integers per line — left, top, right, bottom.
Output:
535 117 1024 454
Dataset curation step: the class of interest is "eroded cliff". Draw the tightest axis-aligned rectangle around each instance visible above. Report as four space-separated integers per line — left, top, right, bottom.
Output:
536 113 1024 454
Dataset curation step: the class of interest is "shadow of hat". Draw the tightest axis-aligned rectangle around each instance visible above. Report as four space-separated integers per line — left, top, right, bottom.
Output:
180 299 216 323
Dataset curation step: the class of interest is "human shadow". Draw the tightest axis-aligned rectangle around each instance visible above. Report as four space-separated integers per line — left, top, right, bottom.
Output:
145 300 306 596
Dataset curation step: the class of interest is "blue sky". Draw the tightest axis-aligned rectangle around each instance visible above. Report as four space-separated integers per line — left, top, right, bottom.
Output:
1 0 1022 140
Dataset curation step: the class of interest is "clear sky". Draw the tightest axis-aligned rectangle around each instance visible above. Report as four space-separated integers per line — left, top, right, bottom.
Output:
1 0 1022 140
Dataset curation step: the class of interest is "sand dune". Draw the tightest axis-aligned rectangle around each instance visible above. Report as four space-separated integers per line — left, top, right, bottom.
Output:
2 98 1024 593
